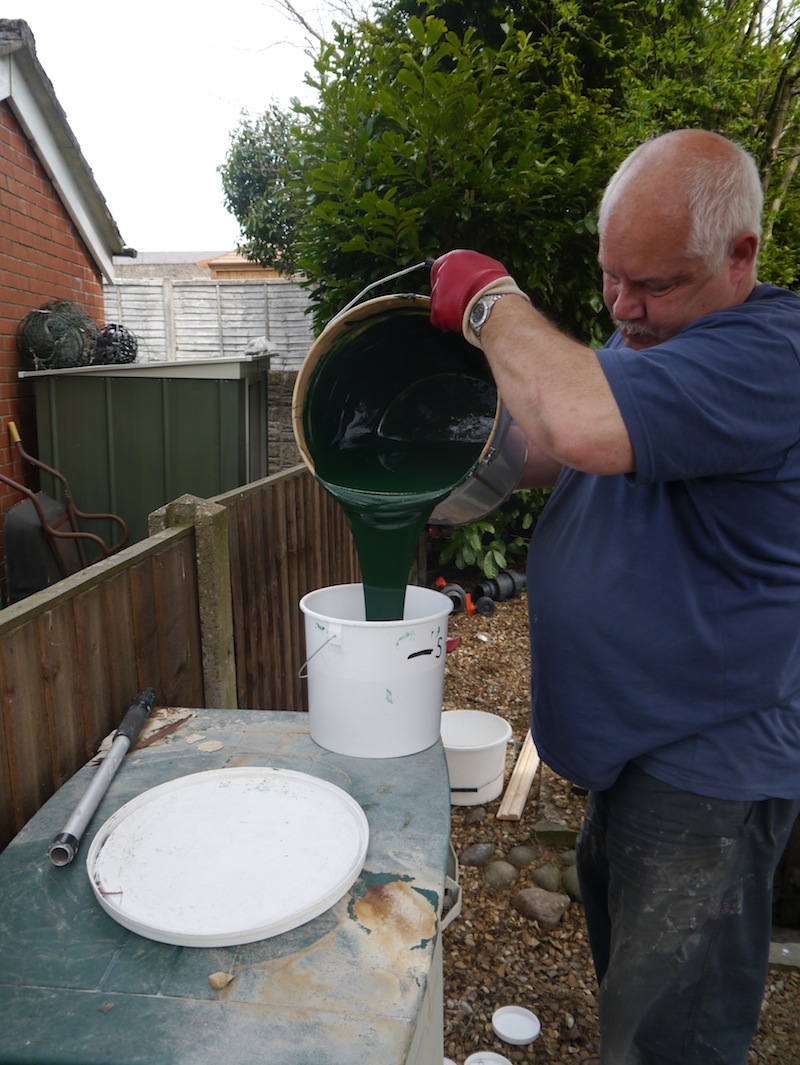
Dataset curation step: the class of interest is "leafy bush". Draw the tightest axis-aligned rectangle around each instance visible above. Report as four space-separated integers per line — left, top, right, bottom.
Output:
222 2 800 326
430 488 550 578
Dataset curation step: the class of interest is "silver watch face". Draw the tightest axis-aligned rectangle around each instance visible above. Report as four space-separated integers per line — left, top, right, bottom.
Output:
470 297 492 331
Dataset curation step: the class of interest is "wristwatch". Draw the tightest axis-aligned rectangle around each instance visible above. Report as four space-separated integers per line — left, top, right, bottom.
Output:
469 293 509 338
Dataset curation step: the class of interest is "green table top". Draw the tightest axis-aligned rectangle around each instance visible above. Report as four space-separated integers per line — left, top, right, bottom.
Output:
0 709 451 1065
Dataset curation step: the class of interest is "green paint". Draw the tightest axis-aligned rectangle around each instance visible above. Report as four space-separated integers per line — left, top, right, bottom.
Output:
303 304 496 619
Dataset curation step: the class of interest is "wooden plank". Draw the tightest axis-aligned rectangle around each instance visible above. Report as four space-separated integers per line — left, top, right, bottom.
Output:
271 476 293 710
142 542 203 706
284 475 303 710
230 495 250 705
0 623 51 836
72 592 113 762
37 602 82 788
100 575 139 720
496 731 540 821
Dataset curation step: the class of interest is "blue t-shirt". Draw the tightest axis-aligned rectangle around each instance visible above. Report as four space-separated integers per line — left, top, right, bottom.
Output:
527 284 800 800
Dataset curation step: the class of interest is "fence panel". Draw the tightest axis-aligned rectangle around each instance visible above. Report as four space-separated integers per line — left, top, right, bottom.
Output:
0 467 360 852
103 281 169 361
103 279 314 367
218 465 360 711
0 529 204 850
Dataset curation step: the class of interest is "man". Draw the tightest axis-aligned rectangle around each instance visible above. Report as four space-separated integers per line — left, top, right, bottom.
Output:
429 129 800 1064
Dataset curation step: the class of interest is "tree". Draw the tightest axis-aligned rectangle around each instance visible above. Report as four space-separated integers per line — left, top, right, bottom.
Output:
221 0 800 331
269 14 616 334
220 104 305 275
615 0 800 288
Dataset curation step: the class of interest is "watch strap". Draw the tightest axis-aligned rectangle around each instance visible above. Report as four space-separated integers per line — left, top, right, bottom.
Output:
462 277 531 347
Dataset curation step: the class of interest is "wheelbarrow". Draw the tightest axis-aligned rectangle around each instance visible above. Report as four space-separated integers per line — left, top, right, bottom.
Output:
2 421 128 604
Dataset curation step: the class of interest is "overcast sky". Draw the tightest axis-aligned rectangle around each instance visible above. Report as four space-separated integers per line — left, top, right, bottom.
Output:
11 2 329 253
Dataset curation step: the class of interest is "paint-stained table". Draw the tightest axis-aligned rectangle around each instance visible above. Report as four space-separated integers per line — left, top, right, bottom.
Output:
0 708 453 1065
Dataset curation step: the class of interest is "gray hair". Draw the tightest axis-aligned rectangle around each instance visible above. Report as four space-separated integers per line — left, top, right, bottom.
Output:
599 134 763 275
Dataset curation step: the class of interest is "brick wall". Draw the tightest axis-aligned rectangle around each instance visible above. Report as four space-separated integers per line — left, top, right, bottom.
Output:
0 100 105 597
268 370 303 475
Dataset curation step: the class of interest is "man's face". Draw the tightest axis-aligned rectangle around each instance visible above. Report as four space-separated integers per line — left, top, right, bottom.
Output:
598 202 748 351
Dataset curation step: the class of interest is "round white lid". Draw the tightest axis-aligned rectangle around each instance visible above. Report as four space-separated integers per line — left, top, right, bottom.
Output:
464 1054 513 1065
491 1004 542 1045
86 767 369 947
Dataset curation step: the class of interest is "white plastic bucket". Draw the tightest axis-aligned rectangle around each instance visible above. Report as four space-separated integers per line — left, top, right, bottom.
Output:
441 710 513 805
299 583 451 758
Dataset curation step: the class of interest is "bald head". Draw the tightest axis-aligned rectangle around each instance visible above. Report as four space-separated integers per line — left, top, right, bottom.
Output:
599 130 763 277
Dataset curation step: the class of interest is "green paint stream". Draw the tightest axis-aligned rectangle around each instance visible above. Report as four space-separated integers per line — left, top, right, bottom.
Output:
302 306 496 620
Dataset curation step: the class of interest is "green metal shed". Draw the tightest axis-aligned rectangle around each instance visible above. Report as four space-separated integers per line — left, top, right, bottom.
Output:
19 355 270 547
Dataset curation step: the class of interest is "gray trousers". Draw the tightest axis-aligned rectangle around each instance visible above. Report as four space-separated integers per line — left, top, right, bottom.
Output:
576 764 800 1065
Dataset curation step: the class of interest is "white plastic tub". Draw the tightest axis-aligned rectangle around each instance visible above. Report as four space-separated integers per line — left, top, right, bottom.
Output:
300 583 451 758
441 709 513 805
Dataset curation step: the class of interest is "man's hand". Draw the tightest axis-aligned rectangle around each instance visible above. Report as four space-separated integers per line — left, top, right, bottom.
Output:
429 250 511 333
430 250 530 346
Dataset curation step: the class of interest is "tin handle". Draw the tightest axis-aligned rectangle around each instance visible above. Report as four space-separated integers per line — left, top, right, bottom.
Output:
332 258 436 321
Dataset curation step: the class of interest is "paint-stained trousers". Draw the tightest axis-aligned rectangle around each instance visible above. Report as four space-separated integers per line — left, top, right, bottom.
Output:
576 764 800 1065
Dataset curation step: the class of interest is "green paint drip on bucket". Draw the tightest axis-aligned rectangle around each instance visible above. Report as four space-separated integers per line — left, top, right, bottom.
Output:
301 303 495 620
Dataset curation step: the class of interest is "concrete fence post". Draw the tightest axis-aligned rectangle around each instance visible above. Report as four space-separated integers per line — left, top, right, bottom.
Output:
149 494 238 708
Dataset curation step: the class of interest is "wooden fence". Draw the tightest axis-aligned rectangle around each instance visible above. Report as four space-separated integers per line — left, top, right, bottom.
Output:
103 278 314 369
0 465 359 852
219 468 360 711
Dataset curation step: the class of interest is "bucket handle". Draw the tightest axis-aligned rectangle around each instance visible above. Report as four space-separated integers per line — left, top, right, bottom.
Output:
298 634 336 679
451 780 501 795
331 258 435 322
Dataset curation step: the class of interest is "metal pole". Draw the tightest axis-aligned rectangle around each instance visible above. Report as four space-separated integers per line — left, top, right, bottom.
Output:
48 688 157 867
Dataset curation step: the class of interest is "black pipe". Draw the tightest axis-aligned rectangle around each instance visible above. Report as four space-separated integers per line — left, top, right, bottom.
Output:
473 569 527 603
441 582 467 614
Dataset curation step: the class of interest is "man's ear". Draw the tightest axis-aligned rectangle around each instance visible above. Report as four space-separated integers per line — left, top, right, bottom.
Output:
728 231 759 281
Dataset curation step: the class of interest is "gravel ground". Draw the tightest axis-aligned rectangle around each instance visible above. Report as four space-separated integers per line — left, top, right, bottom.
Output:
438 587 800 1064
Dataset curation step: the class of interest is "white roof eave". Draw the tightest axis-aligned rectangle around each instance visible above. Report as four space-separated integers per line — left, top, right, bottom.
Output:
0 25 128 282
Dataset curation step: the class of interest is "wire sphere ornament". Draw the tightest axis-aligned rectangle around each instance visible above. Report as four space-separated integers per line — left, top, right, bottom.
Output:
16 300 99 370
91 323 138 365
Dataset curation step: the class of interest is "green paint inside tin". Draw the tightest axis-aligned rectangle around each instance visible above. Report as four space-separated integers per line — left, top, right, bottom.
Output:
302 304 496 620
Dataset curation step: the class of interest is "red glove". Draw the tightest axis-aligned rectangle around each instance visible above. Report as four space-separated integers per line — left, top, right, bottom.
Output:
430 250 511 333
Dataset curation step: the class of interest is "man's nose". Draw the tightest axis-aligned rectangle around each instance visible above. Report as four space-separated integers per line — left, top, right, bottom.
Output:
611 281 644 320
